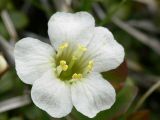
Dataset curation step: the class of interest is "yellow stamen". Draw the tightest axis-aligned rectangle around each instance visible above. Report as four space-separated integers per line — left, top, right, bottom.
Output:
72 73 78 79
87 60 94 71
62 65 68 71
56 60 68 76
68 45 86 70
78 44 87 52
89 60 94 66
56 42 69 58
68 45 87 70
72 73 83 79
67 56 77 69
59 60 68 71
59 42 68 50
60 60 67 66
77 45 87 57
77 74 82 79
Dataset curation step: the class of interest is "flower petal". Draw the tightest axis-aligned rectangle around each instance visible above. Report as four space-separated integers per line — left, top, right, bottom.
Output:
48 12 95 50
31 70 73 118
14 37 55 84
71 72 115 118
87 27 125 72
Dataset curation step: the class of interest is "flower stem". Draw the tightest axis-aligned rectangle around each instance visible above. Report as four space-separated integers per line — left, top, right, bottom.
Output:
134 80 160 111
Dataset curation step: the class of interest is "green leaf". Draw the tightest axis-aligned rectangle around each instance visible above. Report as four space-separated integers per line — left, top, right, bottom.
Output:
0 22 9 38
0 0 8 10
0 69 25 97
0 71 13 95
0 113 8 120
22 105 51 120
10 11 28 30
10 117 23 120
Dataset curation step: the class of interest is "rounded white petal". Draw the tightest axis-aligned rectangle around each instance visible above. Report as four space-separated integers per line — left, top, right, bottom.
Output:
14 37 55 84
71 72 116 118
48 12 95 50
87 27 125 72
31 70 73 118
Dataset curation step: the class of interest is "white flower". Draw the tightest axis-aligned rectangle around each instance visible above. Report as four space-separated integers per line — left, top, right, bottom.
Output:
14 12 124 118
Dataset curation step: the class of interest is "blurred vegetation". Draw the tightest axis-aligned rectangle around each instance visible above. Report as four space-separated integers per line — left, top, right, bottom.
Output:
0 0 160 120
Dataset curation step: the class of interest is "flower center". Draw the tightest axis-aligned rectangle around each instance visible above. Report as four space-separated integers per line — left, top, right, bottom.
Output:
54 42 94 82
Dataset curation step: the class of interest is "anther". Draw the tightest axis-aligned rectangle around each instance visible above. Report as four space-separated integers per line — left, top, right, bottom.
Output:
62 65 68 71
60 60 66 66
56 42 69 58
72 73 78 79
87 60 94 71
77 74 82 79
68 45 87 71
59 42 68 50
72 73 83 79
56 60 68 76
59 60 68 71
